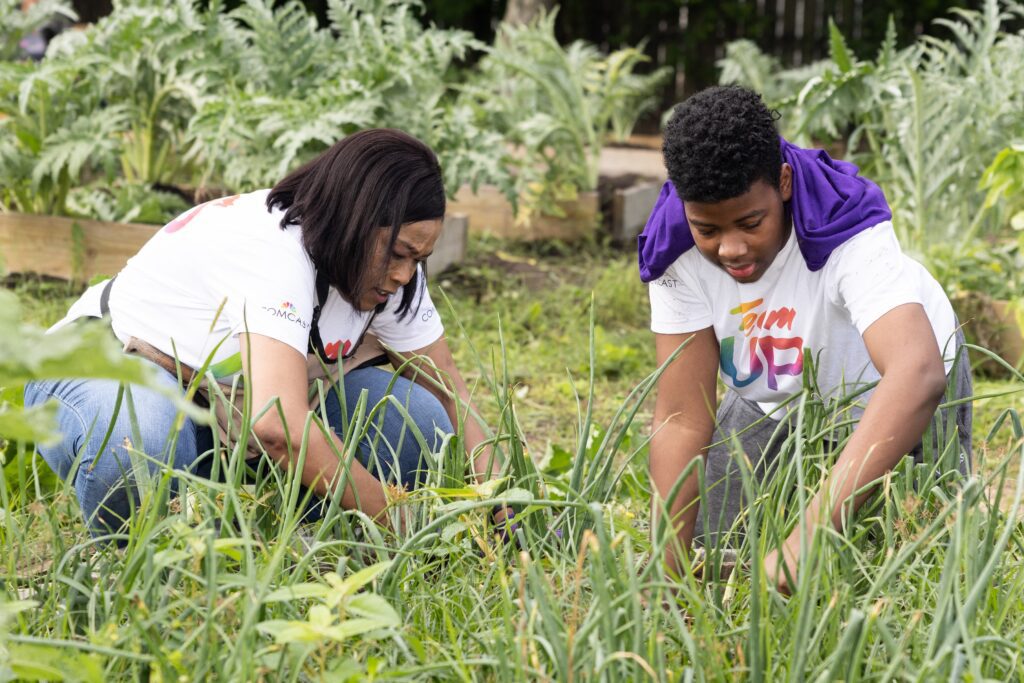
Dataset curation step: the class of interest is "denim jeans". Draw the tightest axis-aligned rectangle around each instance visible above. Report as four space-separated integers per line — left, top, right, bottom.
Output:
24 363 452 534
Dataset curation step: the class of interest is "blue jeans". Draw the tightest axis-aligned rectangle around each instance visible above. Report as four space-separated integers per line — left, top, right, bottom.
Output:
24 363 453 534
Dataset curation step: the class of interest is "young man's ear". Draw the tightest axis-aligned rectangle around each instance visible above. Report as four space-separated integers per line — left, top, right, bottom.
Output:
780 163 793 202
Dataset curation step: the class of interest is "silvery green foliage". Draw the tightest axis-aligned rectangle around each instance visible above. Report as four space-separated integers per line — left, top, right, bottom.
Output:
0 0 75 61
718 0 1024 258
189 0 499 195
460 10 671 217
0 57 118 214
2 0 508 217
64 183 190 225
0 1 225 216
326 0 507 197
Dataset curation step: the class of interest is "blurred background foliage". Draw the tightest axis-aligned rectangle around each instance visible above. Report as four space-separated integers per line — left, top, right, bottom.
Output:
5 0 1023 375
50 1 1006 130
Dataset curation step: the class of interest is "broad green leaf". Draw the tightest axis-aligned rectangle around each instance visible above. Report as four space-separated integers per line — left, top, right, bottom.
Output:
256 619 323 644
346 594 400 626
263 583 332 604
0 401 58 445
327 561 392 600
4 643 103 683
436 499 478 514
322 617 392 642
1011 211 1024 231
212 538 247 561
0 599 38 621
440 521 467 542
540 443 573 475
0 289 207 443
466 477 508 498
828 19 854 74
324 658 364 683
257 616 391 645
0 291 151 387
152 548 191 567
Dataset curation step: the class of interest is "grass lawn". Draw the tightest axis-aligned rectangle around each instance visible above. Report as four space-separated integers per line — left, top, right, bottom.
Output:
9 235 1020 460
3 236 1024 681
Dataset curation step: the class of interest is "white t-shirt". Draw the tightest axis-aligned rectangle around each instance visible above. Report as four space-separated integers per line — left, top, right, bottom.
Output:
649 222 957 417
52 190 444 383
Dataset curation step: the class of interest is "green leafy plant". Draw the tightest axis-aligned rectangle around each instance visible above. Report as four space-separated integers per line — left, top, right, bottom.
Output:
3 0 506 221
64 182 190 225
462 10 671 219
0 0 75 61
718 1 1024 258
0 59 120 215
0 1 222 215
981 142 1024 230
0 289 157 446
189 0 496 195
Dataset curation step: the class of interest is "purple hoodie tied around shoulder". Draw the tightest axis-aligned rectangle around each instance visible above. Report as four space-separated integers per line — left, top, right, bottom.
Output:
636 138 892 283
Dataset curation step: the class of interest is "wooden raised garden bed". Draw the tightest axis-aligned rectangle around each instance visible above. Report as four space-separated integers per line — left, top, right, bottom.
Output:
448 184 599 242
0 213 158 282
0 212 469 282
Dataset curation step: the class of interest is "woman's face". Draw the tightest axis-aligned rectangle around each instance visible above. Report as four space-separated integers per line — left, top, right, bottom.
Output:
357 218 443 310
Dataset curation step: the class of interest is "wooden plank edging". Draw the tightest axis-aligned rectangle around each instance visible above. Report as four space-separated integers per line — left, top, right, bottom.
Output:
448 185 599 241
1 212 471 282
0 213 159 281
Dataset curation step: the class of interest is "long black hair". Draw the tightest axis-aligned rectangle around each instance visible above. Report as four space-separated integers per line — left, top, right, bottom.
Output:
266 129 446 318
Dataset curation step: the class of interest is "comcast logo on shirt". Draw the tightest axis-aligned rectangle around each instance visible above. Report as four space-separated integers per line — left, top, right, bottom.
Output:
261 301 309 329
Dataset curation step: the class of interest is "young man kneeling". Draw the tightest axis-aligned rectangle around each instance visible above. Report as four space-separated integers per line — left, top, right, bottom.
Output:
641 86 971 590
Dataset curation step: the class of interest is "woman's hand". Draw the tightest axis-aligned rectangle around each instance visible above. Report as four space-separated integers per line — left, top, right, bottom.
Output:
240 333 390 520
393 336 500 483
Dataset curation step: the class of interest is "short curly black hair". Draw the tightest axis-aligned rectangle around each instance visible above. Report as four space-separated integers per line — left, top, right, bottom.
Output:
663 85 781 203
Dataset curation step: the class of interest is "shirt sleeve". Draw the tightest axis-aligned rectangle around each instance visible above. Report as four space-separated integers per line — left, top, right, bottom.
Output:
370 265 445 352
203 232 317 356
648 260 714 334
826 222 922 335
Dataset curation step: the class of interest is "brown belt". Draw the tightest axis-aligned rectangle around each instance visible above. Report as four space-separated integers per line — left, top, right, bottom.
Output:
123 336 200 384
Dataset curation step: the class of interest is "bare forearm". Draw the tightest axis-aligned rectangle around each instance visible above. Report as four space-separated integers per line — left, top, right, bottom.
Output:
396 343 500 482
650 423 712 552
259 419 389 519
793 369 944 538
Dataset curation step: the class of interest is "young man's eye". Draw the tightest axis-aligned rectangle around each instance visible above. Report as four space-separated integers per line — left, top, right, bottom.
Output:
741 221 763 231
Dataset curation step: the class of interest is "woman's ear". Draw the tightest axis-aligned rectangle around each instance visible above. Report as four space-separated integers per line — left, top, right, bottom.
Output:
780 163 793 202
